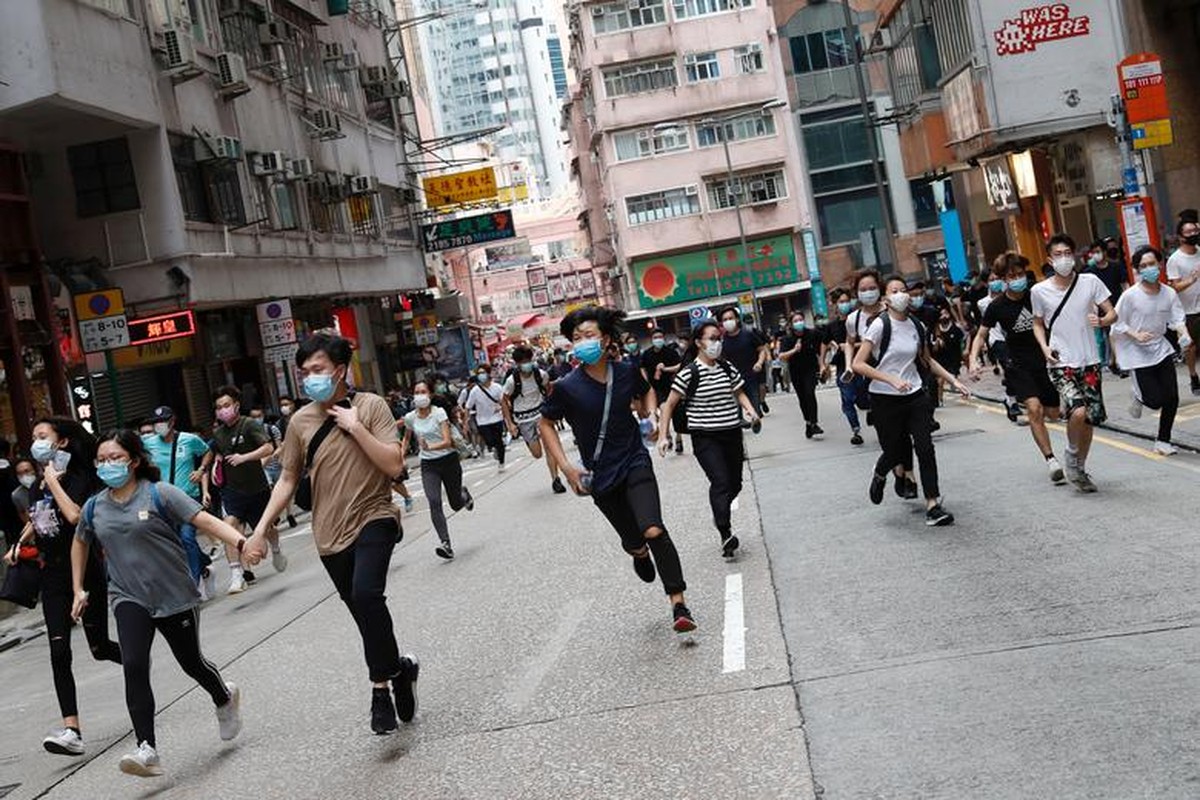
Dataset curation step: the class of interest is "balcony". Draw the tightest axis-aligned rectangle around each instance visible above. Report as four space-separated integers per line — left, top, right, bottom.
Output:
792 66 862 110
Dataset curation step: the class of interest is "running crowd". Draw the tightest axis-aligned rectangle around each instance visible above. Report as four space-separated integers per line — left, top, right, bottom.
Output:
1 217 1197 780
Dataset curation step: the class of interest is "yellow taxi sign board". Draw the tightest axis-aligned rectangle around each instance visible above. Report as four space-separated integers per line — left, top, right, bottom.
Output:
74 289 126 321
423 167 498 211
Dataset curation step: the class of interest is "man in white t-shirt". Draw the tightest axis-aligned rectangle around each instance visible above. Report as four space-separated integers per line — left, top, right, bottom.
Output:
466 366 507 471
502 346 565 493
1031 233 1117 493
1165 214 1200 395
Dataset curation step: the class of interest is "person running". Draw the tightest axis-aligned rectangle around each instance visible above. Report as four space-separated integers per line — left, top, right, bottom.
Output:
976 268 1022 422
826 289 864 445
465 366 507 472
246 332 419 735
853 276 969 526
502 346 566 493
930 306 965 408
845 270 917 496
142 406 214 593
210 387 282 592
1031 233 1117 492
402 380 475 560
1166 210 1200 395
10 456 39 528
5 418 121 756
640 329 686 455
1114 245 1191 455
620 331 641 366
717 307 769 422
656 320 759 559
539 307 697 633
779 310 825 439
71 430 246 777
968 252 1066 484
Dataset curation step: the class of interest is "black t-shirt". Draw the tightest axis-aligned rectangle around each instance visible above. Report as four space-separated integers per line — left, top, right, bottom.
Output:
720 325 766 378
824 319 848 371
29 470 97 566
640 345 681 397
0 464 19 545
982 293 1044 366
780 329 822 374
1086 261 1124 302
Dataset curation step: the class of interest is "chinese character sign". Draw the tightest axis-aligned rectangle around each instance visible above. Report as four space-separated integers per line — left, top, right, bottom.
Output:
421 209 516 252
631 236 799 310
422 167 499 211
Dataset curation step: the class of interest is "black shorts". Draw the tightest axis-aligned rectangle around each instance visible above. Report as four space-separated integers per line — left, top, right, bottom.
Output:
1005 361 1060 408
221 488 270 528
591 464 665 552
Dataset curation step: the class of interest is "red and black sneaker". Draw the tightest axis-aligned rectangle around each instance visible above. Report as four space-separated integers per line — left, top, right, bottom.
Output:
672 603 697 634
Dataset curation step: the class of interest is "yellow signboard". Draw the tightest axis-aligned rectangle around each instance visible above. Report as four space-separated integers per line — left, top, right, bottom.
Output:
423 167 498 211
74 289 125 321
497 183 530 204
110 337 194 370
1132 118 1173 150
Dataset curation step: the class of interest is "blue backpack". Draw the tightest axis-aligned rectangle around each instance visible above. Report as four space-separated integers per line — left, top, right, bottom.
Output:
83 482 170 532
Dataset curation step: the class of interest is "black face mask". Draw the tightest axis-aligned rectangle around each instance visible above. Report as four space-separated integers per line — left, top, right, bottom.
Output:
1185 234 1200 247
1106 248 1120 259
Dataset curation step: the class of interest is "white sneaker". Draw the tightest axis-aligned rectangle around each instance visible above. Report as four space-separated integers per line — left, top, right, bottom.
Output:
216 682 242 741
1153 441 1178 456
1045 457 1065 484
42 727 84 756
118 741 163 777
271 548 288 573
227 571 246 594
203 568 216 599
197 575 210 603
1129 395 1143 419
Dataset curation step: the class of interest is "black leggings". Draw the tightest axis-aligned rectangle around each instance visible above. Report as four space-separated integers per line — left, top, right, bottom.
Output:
42 557 122 720
320 517 403 682
690 429 744 534
478 422 506 464
420 454 469 544
871 391 940 500
792 368 820 423
114 603 229 748
1134 355 1179 443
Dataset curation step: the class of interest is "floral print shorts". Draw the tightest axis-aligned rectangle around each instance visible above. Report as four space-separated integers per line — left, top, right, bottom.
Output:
1048 364 1106 426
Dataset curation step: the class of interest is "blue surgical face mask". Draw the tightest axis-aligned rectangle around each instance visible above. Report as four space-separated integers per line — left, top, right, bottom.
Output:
1140 265 1161 283
624 342 639 354
97 462 132 489
792 321 805 332
837 301 854 315
652 338 665 349
911 295 926 310
31 439 56 464
1007 277 1029 293
573 338 603 365
519 362 534 373
858 288 880 306
989 279 1006 294
475 373 488 384
303 372 337 402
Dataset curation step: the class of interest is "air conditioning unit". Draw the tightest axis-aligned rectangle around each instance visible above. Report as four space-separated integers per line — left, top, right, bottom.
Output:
195 135 243 162
626 0 641 8
349 175 380 195
307 109 342 136
684 185 698 196
590 5 605 15
216 52 249 90
636 130 651 141
870 28 893 50
286 157 315 180
338 52 362 72
359 65 391 86
748 179 767 192
373 80 409 99
321 41 345 62
259 21 286 44
250 151 287 176
163 27 197 70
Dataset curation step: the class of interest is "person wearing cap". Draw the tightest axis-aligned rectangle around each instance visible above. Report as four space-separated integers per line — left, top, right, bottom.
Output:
142 407 215 592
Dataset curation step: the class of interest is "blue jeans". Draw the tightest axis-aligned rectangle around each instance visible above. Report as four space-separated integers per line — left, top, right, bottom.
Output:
180 521 201 581
837 374 862 431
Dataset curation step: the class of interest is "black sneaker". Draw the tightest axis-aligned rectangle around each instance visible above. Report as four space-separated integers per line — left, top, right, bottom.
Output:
805 424 815 439
850 431 864 446
371 687 398 735
1191 375 1200 396
672 603 697 633
392 655 419 724
551 477 567 494
895 475 918 500
632 554 656 583
810 424 824 438
721 532 740 559
869 473 886 505
930 420 942 432
1005 402 1020 423
674 438 684 454
435 543 454 560
925 505 955 527
761 399 771 414
287 515 297 529
751 419 762 434
462 489 474 511
243 570 257 584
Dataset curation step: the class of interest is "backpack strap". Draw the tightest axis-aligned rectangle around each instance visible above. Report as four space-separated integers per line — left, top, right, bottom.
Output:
149 482 168 520
683 361 702 403
83 495 97 531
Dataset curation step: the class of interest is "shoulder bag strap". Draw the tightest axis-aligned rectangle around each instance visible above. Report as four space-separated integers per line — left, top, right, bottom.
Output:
591 364 615 465
168 437 179 484
305 417 339 470
1046 273 1080 336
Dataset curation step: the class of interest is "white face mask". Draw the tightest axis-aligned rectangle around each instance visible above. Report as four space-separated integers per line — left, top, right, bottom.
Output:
18 474 36 489
887 292 911 312
721 319 738 333
412 394 431 409
1051 255 1076 277
858 288 881 306
153 422 170 438
704 340 723 359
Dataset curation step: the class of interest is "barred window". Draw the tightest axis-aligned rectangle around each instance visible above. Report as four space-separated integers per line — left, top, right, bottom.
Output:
625 187 701 225
591 0 667 34
695 113 775 147
672 0 750 21
602 58 677 98
706 168 786 210
684 51 720 82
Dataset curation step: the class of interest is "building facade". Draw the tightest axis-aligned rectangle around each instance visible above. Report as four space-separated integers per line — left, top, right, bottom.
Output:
0 0 426 438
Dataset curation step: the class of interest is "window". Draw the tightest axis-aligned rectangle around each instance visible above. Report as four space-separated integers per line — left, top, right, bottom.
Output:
67 138 140 218
910 180 939 230
886 0 942 109
695 113 775 147
602 58 677 98
799 105 891 245
672 0 750 20
168 134 245 225
348 194 379 237
930 0 973 76
706 168 786 209
590 0 667 34
684 51 720 82
734 43 764 74
625 187 701 225
613 126 690 161
789 28 854 74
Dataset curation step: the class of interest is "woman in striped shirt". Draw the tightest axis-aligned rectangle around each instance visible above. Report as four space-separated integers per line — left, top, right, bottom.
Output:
657 320 760 559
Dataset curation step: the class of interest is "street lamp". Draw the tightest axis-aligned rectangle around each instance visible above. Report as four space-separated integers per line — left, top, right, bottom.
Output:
654 99 786 324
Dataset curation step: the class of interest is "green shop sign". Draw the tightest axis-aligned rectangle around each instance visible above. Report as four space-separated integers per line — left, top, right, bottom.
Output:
631 235 799 309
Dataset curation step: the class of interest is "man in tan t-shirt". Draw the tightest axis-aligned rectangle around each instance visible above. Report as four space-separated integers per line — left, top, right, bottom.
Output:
245 332 418 736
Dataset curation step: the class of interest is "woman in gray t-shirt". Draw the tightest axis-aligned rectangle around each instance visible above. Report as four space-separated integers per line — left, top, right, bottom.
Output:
71 430 255 779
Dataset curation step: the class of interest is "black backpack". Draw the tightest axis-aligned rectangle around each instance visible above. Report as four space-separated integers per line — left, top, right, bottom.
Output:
506 366 547 399
869 312 932 375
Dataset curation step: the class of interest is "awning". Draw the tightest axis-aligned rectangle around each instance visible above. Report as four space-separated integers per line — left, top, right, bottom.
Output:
625 280 812 320
505 312 544 329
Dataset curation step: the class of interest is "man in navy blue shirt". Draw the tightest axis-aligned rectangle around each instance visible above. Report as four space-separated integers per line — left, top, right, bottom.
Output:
717 306 769 424
540 306 696 634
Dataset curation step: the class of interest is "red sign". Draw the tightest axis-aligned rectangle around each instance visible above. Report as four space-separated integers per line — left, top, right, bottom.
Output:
994 4 1090 56
126 310 196 346
1119 53 1170 124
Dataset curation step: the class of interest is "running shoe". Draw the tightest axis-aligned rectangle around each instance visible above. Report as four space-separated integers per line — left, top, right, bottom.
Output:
271 549 288 573
1154 441 1179 456
227 571 246 594
1005 401 1021 423
462 489 474 511
895 474 917 500
925 505 955 526
403 496 414 512
850 430 864 446
810 424 824 439
1074 472 1099 493
672 603 697 633
1128 393 1143 419
243 569 257 584
197 573 210 603
805 424 815 439
761 399 771 414
435 543 455 560
287 514 297 529
721 533 740 560
674 438 684 454
632 554 656 583
869 473 886 505
1191 374 1200 396
392 655 420 724
1046 457 1066 484
370 687 398 735
42 728 84 756
216 682 242 741
930 420 942 432
751 419 762 434
551 477 567 494
498 461 507 473
118 741 162 777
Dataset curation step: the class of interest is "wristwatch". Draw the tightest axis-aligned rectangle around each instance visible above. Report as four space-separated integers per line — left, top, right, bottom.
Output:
236 538 246 553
